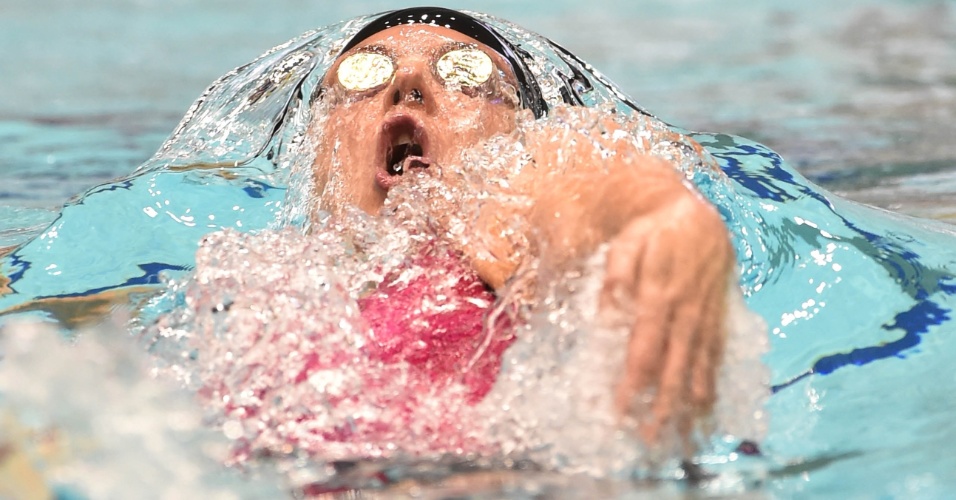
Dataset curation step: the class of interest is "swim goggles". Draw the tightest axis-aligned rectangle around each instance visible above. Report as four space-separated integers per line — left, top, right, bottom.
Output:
336 47 498 92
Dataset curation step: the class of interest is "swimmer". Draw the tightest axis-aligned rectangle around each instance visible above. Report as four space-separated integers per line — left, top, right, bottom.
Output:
307 7 735 455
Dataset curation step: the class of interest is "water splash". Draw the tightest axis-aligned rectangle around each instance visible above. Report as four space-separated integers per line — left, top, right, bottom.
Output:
0 319 284 498
142 105 769 484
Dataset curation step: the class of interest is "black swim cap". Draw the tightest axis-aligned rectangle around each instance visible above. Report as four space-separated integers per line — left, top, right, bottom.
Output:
339 7 549 118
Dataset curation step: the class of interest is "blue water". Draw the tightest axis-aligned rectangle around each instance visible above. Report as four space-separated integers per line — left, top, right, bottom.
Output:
4 1 954 216
2 1 956 498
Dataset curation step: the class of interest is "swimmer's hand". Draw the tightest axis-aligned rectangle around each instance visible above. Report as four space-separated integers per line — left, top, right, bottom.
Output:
602 189 732 457
501 107 734 456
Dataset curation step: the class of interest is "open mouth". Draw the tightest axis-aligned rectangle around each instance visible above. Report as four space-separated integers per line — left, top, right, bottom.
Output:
387 141 425 175
378 115 430 188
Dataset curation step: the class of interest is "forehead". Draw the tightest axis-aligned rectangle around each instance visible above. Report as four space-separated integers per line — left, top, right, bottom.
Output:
346 24 486 54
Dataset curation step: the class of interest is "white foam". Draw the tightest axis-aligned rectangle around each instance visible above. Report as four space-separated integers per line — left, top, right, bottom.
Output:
0 319 283 498
143 104 769 478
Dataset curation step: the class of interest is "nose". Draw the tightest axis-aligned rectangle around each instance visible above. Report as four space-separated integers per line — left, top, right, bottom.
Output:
386 57 437 113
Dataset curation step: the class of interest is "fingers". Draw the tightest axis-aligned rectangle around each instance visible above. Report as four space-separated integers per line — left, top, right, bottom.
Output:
641 277 708 449
607 231 658 415
690 272 726 414
689 233 732 412
614 278 671 419
611 231 682 443
607 212 733 456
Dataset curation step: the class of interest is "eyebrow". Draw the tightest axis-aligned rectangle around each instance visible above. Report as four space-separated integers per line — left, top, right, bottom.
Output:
352 41 481 59
352 44 391 55
437 41 479 53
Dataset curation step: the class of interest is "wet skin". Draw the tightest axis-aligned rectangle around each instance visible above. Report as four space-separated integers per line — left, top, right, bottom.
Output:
312 25 519 215
309 25 734 457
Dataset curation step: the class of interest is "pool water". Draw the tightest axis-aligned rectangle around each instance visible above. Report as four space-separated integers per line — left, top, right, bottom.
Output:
2 1 956 498
4 0 954 220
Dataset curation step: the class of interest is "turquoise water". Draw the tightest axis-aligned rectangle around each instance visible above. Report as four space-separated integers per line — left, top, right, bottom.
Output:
2 1 956 498
4 0 954 217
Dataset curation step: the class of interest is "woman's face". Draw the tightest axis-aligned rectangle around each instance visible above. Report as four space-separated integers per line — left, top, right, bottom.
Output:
309 24 520 215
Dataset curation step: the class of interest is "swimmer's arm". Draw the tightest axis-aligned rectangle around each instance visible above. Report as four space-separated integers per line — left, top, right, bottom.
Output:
470 120 723 287
470 118 734 456
466 150 692 289
471 152 698 279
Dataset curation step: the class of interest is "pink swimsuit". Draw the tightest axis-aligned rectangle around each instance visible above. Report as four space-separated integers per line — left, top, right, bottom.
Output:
203 245 514 462
357 248 514 402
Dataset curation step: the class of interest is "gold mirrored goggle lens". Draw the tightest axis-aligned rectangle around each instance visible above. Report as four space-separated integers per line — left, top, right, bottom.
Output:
337 52 395 91
436 48 494 88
